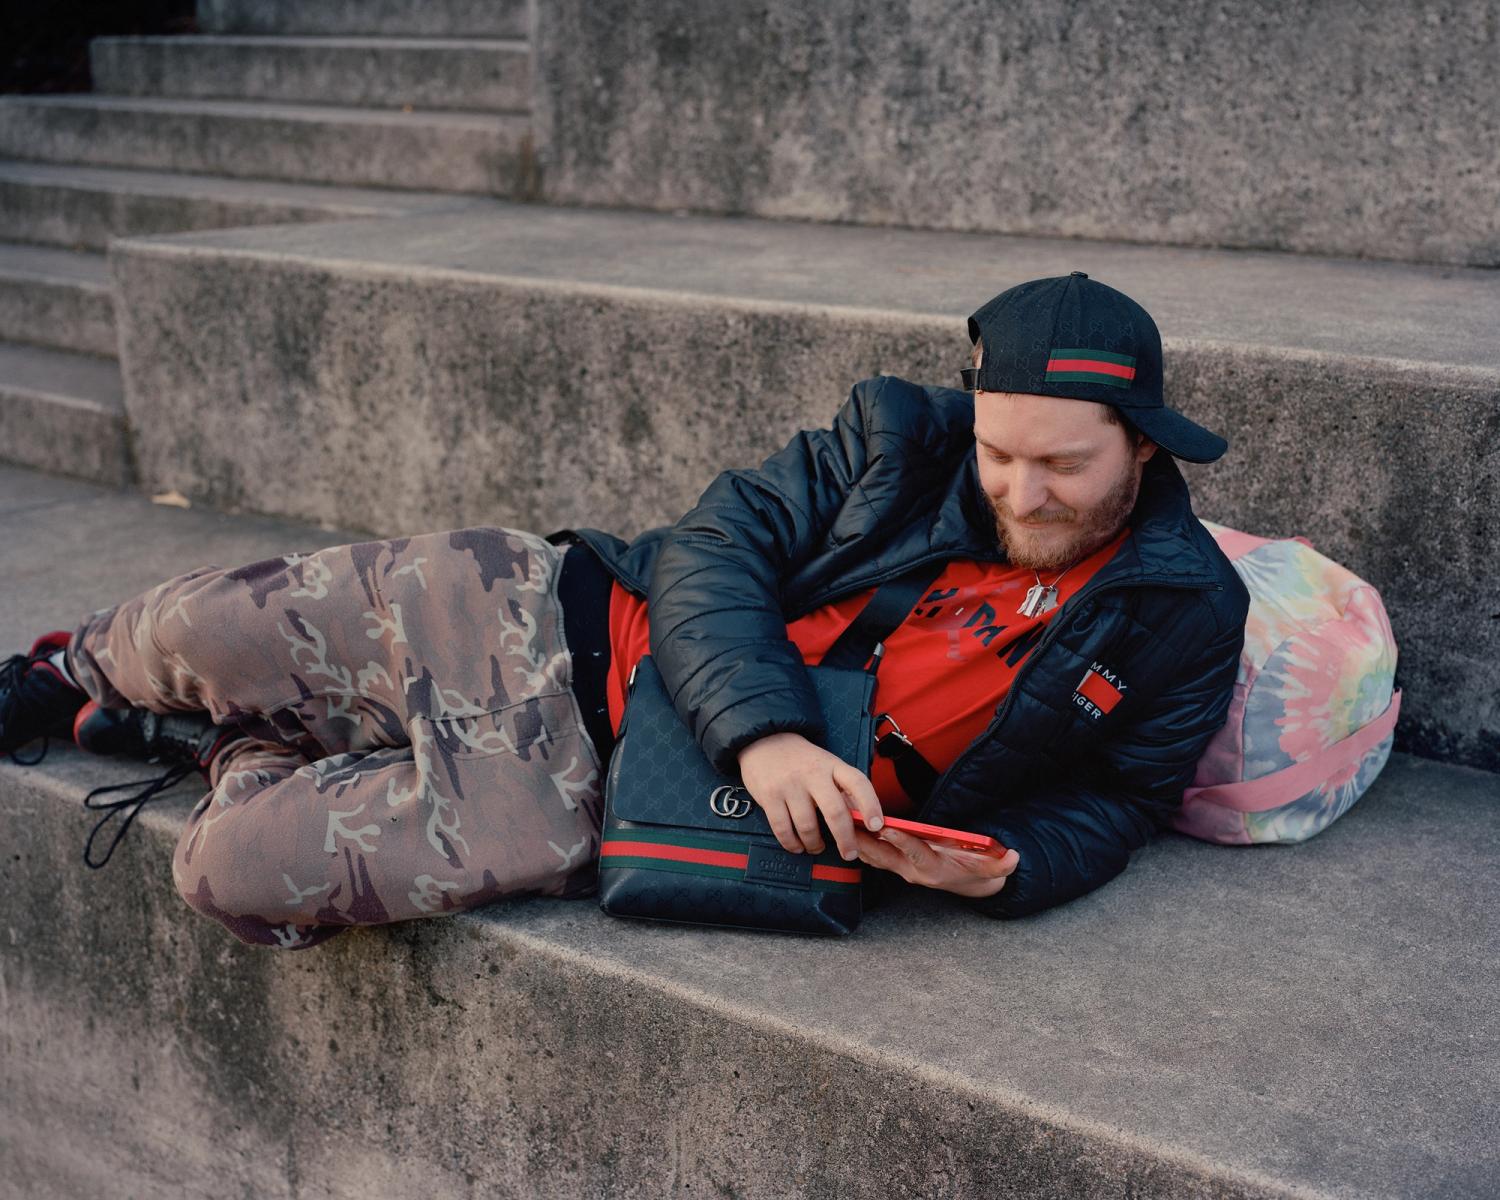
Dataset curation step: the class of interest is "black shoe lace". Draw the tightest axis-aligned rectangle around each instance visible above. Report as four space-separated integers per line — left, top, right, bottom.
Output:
82 761 197 870
1 647 55 767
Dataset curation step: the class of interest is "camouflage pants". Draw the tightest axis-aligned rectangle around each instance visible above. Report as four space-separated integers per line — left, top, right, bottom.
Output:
68 527 605 950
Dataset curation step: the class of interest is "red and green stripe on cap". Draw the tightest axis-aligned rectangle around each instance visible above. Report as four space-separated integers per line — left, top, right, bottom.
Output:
600 828 861 891
1045 348 1136 389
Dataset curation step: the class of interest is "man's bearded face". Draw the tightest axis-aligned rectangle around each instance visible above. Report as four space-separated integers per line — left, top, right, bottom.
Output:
973 391 1158 572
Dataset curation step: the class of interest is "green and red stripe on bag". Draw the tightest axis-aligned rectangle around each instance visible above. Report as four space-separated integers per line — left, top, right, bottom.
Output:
601 827 861 890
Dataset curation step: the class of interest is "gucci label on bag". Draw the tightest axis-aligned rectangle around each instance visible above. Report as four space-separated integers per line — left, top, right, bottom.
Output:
745 843 814 890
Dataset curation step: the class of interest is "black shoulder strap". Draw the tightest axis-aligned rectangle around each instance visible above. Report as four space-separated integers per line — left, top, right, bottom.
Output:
817 558 950 671
817 557 951 808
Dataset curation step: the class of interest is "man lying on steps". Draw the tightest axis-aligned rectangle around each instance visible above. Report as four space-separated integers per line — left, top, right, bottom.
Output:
0 273 1248 948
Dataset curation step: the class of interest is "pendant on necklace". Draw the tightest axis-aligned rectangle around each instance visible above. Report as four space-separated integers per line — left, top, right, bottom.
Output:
1018 583 1058 618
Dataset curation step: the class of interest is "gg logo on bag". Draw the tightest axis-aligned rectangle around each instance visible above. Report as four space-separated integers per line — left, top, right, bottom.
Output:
709 785 754 818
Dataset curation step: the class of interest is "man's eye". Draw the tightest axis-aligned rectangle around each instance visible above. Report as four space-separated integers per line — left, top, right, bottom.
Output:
1048 463 1083 473
985 451 1011 463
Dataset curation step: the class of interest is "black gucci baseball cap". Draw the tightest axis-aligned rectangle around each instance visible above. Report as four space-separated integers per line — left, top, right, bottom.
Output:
963 272 1228 463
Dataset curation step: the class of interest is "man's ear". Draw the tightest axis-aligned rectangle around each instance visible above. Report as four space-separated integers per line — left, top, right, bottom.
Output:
1136 437 1159 464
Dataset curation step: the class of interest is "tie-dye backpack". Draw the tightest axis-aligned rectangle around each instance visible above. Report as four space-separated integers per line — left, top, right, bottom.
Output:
1174 522 1401 845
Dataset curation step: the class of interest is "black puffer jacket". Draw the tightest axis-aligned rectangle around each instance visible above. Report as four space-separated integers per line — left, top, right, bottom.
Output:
564 375 1249 918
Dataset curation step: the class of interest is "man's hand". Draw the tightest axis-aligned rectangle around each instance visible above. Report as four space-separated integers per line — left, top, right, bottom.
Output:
736 731 884 860
854 826 1020 898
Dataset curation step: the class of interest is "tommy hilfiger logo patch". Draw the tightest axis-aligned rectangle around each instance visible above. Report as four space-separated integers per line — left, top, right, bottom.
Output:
1045 349 1137 389
1073 662 1127 720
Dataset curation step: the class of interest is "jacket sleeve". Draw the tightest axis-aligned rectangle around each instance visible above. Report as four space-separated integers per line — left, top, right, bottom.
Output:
962 602 1246 919
647 381 880 773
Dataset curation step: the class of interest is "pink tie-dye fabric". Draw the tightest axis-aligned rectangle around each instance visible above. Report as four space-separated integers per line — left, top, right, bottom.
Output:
1173 522 1399 845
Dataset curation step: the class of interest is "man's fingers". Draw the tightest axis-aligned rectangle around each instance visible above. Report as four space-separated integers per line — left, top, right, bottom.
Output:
853 830 903 871
877 826 938 870
786 793 825 854
809 777 860 860
935 844 1019 877
757 795 804 855
831 760 884 831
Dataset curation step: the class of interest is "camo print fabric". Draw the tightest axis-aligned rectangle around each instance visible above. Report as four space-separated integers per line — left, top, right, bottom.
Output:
69 527 605 950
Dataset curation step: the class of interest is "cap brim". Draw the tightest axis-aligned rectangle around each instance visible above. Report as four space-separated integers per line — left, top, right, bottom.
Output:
1122 405 1228 464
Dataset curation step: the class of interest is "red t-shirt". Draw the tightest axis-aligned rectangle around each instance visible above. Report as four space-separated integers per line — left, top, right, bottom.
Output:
606 529 1127 814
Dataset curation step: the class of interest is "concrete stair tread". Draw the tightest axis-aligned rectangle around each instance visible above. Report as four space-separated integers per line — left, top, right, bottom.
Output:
0 244 115 358
0 463 1495 1197
0 157 491 212
0 340 122 406
92 34 530 53
0 157 489 213
0 99 531 196
127 202 1500 375
195 0 527 39
0 240 109 288
0 93 524 128
89 32 531 113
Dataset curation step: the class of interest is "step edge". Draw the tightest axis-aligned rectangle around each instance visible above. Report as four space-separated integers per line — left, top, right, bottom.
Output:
0 94 528 127
0 752 1343 1200
0 159 483 207
104 237 1500 384
90 34 530 53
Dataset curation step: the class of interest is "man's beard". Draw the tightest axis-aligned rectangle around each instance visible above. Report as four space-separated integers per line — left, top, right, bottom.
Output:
987 461 1143 572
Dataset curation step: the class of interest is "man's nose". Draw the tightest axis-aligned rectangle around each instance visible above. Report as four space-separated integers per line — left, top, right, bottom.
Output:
1005 466 1052 519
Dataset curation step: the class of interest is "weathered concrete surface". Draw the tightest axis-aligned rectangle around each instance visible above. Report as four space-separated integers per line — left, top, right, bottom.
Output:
533 0 1500 267
0 96 533 196
0 467 1495 1197
198 0 528 39
0 160 488 253
91 35 531 113
0 344 130 486
0 243 114 356
106 205 1500 770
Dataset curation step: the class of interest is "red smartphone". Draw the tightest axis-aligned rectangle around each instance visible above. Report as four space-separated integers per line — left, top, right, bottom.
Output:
850 809 1009 860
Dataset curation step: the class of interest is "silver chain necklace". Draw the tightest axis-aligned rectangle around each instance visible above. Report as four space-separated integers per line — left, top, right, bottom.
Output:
1017 559 1081 618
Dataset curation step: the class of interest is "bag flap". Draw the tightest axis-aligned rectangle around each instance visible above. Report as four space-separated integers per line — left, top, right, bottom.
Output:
606 656 876 834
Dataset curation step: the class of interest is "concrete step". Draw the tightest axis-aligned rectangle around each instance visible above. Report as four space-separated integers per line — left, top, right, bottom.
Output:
0 342 130 486
0 96 535 196
103 205 1500 773
0 242 114 356
0 159 490 252
0 464 1494 1199
90 35 531 113
197 0 527 39
531 0 1498 267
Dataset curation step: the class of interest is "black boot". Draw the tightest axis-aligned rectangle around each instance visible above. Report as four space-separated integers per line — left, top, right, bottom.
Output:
0 631 87 764
72 702 246 869
73 701 230 771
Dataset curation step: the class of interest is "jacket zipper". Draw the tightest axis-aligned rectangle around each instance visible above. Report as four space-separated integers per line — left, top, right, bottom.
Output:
913 571 1223 822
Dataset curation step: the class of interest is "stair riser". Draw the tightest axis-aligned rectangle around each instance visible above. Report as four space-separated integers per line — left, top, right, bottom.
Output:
0 388 132 486
196 0 528 38
0 760 1288 1200
90 39 531 113
0 103 531 196
0 276 115 357
109 245 1500 773
0 176 453 252
533 0 1500 267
